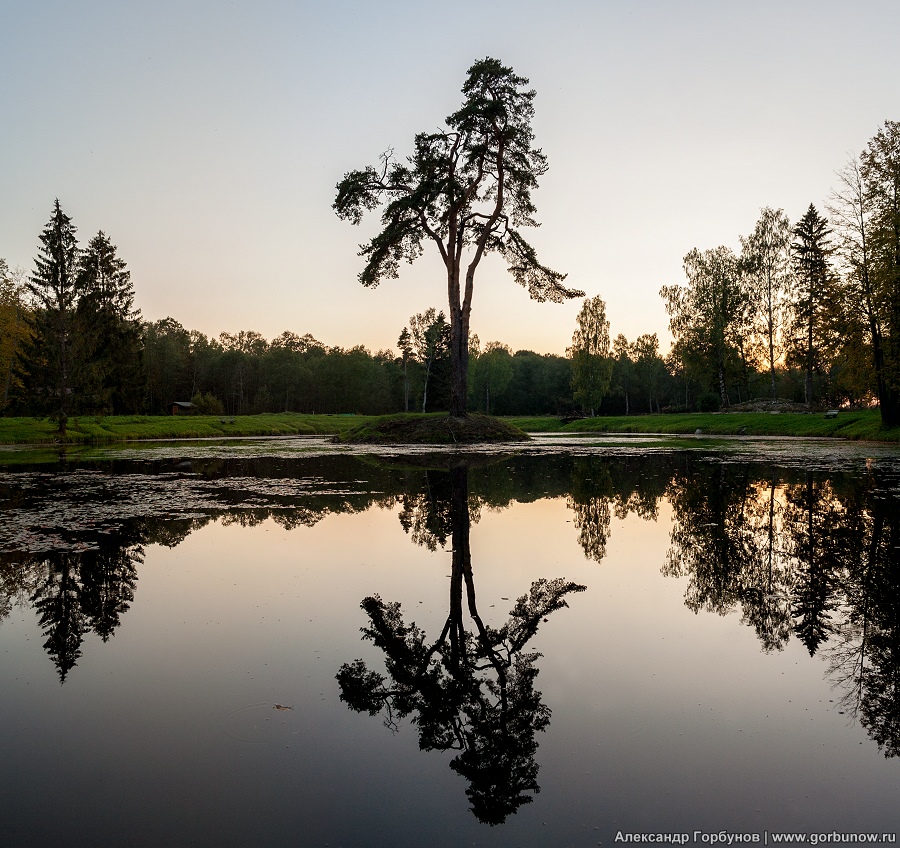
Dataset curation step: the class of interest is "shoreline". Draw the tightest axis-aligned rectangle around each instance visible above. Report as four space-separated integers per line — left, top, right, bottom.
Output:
1 409 898 446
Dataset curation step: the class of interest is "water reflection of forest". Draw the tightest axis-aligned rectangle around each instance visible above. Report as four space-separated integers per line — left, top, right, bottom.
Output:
1 453 898 756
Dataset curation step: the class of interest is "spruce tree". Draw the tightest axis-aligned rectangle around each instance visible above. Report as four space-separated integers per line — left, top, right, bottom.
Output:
22 200 80 433
790 204 832 406
75 231 144 413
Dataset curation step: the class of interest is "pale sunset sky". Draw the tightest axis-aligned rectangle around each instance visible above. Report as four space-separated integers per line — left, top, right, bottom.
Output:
1 0 897 355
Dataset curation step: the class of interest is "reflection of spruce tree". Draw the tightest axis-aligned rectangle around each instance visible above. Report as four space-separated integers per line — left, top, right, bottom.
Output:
337 464 585 824
31 552 86 682
79 539 142 642
24 527 144 679
786 474 845 656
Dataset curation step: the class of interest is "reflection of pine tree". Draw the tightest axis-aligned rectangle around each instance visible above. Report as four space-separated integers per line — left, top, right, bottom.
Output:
31 552 86 682
338 464 585 824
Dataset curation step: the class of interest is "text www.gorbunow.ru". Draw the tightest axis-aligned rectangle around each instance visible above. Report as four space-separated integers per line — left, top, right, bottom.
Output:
615 832 897 846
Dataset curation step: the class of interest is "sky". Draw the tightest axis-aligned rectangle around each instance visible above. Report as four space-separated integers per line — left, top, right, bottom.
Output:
1 0 898 356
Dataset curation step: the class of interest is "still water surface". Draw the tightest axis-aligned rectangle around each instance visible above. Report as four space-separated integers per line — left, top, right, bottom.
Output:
1 437 899 846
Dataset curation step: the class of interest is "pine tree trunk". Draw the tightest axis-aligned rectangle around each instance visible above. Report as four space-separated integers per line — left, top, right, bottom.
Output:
448 296 469 419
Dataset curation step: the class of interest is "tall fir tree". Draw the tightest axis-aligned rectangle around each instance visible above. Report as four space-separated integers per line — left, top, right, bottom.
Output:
21 200 80 433
75 231 144 413
790 204 832 406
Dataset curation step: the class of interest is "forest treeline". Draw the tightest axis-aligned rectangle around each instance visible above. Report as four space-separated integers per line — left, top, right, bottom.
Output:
2 120 897 424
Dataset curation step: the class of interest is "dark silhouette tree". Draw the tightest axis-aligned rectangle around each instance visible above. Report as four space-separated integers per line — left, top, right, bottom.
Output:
30 552 86 682
661 246 749 408
334 57 583 418
75 231 144 413
790 204 832 406
860 121 900 426
786 474 845 656
21 200 80 434
337 463 585 823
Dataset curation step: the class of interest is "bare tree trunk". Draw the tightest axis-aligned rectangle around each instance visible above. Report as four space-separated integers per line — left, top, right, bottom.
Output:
402 354 409 412
769 291 777 400
421 359 431 413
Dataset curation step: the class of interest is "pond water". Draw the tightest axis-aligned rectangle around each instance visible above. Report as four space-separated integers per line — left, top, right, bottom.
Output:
1 436 899 847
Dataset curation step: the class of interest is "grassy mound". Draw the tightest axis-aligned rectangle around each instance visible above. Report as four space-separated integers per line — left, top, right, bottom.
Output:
335 413 529 444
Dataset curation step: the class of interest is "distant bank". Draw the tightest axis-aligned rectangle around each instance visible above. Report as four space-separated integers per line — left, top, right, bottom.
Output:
0 410 897 445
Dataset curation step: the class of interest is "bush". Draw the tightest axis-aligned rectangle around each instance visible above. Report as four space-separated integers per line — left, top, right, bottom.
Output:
190 392 225 415
696 392 721 412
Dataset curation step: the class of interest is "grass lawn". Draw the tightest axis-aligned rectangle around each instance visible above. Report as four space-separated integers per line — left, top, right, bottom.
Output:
507 410 900 441
0 413 368 444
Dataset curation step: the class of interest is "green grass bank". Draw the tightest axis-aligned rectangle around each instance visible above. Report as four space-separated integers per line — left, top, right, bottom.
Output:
508 410 900 441
0 413 367 445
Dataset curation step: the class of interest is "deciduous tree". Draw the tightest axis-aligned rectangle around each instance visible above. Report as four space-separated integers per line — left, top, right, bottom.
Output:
742 208 792 399
569 296 612 416
0 260 32 411
860 121 900 425
661 246 747 408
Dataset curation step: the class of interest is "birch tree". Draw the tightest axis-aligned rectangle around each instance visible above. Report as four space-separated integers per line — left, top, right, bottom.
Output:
742 208 792 399
569 296 612 416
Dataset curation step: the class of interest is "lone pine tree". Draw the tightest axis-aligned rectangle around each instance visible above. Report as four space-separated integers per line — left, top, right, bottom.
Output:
334 57 583 417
